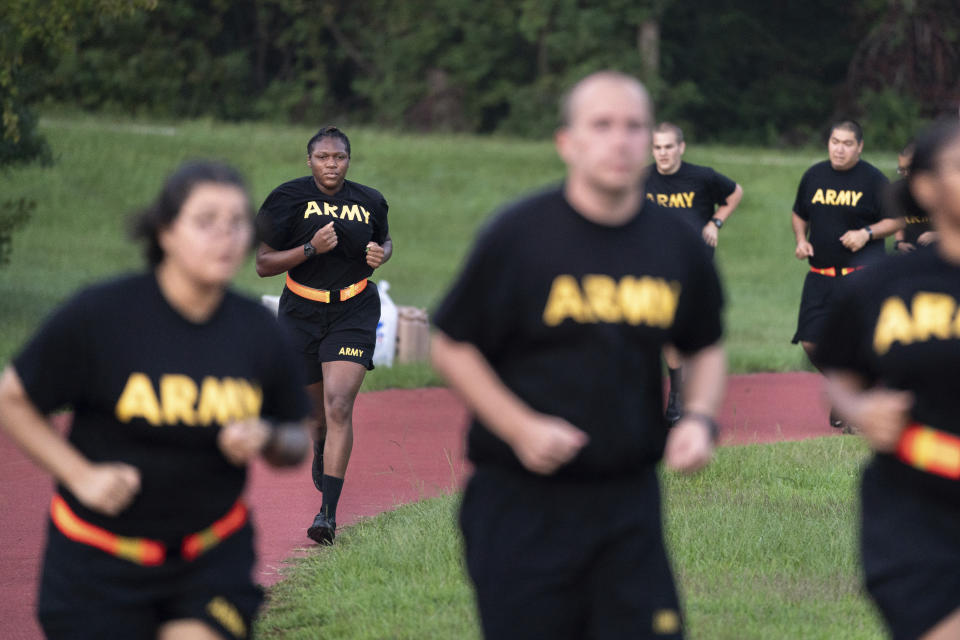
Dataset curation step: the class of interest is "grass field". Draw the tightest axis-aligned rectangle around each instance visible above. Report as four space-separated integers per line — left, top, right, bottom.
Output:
0 111 900 383
1 114 896 637
256 437 886 639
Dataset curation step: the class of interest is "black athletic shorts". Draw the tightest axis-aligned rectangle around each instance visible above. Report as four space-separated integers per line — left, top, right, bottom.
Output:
860 461 960 640
460 466 683 640
792 271 844 345
38 520 263 640
278 284 380 384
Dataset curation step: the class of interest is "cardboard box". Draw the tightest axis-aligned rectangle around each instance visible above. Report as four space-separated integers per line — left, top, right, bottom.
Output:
396 306 430 363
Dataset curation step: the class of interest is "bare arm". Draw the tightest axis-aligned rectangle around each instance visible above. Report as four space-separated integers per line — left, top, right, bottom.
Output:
824 369 912 452
0 367 140 515
255 221 338 278
713 183 743 225
664 343 726 473
366 233 393 269
430 331 588 475
702 184 744 247
792 212 814 260
840 217 906 252
219 418 310 467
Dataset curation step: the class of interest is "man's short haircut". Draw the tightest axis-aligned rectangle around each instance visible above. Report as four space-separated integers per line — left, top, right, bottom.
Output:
307 126 351 157
900 141 916 157
653 122 684 144
558 71 650 127
829 120 863 144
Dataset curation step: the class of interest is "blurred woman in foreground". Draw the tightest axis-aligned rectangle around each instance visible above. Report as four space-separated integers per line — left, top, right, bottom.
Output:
0 161 309 639
816 121 960 640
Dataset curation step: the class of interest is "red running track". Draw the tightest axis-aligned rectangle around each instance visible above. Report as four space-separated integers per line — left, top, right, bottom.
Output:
0 373 834 640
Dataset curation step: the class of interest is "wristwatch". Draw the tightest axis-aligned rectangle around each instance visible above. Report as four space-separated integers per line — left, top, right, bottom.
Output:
711 217 724 229
863 226 873 240
303 242 317 258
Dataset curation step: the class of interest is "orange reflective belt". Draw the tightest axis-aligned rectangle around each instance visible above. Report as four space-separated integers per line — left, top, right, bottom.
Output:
181 500 248 561
50 496 249 565
896 423 960 480
285 274 368 303
50 495 165 566
810 265 865 277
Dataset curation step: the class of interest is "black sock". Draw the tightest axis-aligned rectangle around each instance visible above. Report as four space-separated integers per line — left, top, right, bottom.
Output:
320 475 344 522
668 367 682 393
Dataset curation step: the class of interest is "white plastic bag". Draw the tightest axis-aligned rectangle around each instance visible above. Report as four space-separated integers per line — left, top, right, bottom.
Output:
373 280 398 367
261 294 280 316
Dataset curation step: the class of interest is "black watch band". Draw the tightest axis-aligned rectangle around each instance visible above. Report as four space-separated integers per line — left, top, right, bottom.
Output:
303 242 317 258
711 217 723 229
682 412 719 442
863 226 873 239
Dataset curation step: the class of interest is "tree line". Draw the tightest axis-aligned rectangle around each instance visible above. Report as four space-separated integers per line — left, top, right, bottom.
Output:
3 0 959 170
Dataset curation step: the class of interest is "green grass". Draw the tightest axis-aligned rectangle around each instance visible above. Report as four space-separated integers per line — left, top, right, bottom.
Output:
0 112 900 382
256 437 886 639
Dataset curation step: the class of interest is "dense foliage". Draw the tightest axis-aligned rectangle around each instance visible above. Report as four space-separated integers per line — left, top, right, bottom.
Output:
9 0 960 150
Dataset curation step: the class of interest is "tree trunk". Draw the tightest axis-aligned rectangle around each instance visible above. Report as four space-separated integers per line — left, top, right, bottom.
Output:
638 19 660 84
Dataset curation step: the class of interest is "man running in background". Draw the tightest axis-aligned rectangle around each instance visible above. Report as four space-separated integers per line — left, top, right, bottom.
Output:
644 122 743 424
790 120 903 431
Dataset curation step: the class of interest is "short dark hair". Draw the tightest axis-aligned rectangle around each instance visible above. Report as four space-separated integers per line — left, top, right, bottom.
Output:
890 120 960 217
653 122 684 144
900 141 916 157
130 161 252 268
829 120 863 144
307 126 351 157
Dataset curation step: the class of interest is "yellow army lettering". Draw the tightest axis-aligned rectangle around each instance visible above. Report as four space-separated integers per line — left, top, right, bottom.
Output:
903 215 929 224
647 192 695 208
542 274 681 328
115 373 263 426
205 596 247 639
873 292 960 355
338 347 364 357
810 189 864 207
303 200 371 224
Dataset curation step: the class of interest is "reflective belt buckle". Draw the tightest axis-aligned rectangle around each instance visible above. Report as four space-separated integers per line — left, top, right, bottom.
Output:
338 279 368 301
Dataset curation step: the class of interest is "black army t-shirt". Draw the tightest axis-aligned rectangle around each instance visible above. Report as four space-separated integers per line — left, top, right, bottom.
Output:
886 178 932 245
14 273 310 539
256 177 389 312
793 160 892 269
815 249 960 501
433 186 724 480
643 162 737 232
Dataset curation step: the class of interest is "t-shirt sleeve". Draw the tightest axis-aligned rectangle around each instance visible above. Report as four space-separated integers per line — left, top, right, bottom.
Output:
873 172 896 220
432 216 516 357
813 281 876 380
670 242 725 354
793 171 810 220
12 292 92 413
708 169 737 205
258 313 311 422
373 195 389 245
255 189 293 250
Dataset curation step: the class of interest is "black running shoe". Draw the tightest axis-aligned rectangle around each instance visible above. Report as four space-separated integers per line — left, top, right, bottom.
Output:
829 409 844 430
307 511 336 545
665 391 682 426
312 440 324 492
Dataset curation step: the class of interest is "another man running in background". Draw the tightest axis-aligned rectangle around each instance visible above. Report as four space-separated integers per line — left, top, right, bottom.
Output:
644 122 743 424
790 120 903 431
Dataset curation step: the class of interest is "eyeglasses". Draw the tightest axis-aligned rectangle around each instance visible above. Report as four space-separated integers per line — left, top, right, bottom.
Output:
896 166 909 177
